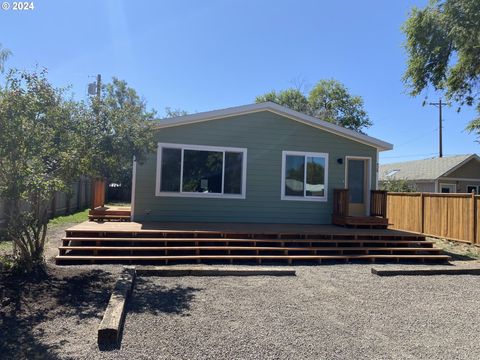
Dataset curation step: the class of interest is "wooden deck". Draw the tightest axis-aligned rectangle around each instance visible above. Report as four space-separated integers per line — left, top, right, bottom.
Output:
66 221 408 236
55 221 450 265
88 206 131 222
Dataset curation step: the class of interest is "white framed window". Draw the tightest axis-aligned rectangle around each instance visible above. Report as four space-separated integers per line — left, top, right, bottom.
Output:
467 185 479 194
439 183 456 193
281 151 329 202
156 143 247 199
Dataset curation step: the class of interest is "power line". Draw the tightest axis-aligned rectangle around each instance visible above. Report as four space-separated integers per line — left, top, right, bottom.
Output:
395 127 439 148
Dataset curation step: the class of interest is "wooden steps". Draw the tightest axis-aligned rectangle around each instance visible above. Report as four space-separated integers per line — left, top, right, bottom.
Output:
55 254 450 264
62 237 433 248
58 246 441 252
56 224 450 265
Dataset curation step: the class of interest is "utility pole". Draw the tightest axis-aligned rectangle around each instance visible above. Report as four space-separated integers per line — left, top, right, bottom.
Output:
96 74 101 102
429 98 444 158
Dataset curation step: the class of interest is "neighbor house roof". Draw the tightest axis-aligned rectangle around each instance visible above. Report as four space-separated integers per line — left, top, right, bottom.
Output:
379 154 480 181
154 102 393 151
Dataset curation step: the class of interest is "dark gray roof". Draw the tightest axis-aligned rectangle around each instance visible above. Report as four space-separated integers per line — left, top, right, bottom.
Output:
379 154 478 181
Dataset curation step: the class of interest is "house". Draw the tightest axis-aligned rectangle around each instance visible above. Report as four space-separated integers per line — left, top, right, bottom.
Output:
379 154 480 193
130 102 393 224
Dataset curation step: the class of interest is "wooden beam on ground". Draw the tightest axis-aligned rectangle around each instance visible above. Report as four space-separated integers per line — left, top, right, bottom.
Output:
97 268 135 348
370 267 480 277
135 266 296 277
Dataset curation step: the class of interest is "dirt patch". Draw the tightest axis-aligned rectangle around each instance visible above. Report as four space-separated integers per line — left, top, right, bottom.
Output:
0 266 116 360
430 237 480 262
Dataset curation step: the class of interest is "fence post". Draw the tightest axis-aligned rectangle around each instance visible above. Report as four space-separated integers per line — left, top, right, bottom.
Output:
77 179 82 211
66 192 71 215
471 191 476 244
420 193 424 234
50 193 57 219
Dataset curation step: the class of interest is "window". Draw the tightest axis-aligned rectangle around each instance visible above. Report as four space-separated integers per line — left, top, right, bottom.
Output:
439 183 456 193
156 143 247 198
281 151 328 201
467 185 479 194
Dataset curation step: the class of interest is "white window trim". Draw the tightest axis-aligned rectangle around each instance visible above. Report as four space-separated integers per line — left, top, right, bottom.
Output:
467 185 479 194
281 150 329 202
155 142 247 199
439 183 456 193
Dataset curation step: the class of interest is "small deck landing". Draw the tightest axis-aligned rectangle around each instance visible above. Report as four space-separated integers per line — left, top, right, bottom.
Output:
332 215 389 228
88 206 131 222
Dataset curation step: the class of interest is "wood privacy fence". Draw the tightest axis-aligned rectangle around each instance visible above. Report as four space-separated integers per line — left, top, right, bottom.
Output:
0 177 92 230
387 192 480 244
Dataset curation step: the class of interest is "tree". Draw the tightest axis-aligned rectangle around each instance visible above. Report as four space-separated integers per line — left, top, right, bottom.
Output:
85 78 157 190
308 80 372 132
380 179 416 193
255 79 372 133
402 0 480 135
255 89 309 114
0 69 89 273
0 43 11 73
164 107 188 118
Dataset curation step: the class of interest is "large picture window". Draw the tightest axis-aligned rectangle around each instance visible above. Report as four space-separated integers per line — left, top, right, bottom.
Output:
281 151 328 201
156 143 247 198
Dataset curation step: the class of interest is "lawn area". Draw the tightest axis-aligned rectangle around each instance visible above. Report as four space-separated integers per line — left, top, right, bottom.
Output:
48 208 89 227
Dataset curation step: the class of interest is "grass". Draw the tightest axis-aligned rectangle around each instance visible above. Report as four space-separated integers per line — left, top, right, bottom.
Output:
48 208 89 227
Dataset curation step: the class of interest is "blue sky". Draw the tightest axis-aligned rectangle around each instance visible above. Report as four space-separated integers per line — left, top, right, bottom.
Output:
1 0 478 164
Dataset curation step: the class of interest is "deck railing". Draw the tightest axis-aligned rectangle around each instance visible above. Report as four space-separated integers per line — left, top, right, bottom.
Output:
333 189 387 218
333 189 349 217
370 190 387 218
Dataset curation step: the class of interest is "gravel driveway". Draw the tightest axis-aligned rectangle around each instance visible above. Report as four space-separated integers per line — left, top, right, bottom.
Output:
76 265 480 360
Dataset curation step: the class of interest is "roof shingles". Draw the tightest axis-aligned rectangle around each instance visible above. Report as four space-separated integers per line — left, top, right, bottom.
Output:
379 154 477 181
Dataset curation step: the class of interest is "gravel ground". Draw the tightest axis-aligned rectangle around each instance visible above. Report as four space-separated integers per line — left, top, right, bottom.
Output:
70 265 480 360
3 221 480 359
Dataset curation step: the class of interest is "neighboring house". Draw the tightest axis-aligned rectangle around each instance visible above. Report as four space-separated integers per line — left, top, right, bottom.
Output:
379 154 480 193
131 102 392 224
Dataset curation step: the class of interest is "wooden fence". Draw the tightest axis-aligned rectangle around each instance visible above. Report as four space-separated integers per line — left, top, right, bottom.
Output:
0 177 92 230
387 192 480 244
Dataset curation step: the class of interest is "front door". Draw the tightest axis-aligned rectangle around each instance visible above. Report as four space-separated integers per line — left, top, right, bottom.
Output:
346 158 370 216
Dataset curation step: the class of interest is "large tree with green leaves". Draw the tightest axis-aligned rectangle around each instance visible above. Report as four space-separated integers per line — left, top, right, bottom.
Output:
85 78 157 193
255 79 372 133
0 69 90 273
403 0 480 135
255 88 310 114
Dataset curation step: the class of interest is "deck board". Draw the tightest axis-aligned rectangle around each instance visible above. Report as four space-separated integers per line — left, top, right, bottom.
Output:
66 221 417 237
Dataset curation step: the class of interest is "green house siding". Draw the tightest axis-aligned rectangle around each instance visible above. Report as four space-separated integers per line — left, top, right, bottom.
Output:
133 111 378 224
